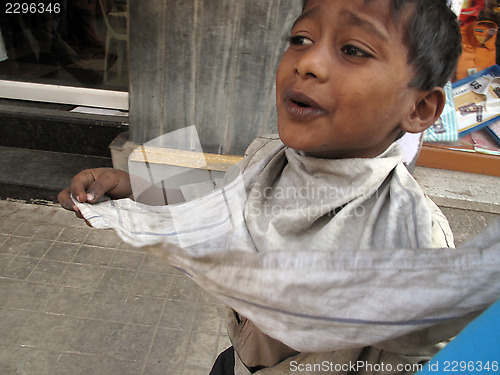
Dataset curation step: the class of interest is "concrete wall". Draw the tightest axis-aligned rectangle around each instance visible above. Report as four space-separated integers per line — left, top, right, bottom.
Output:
128 0 302 155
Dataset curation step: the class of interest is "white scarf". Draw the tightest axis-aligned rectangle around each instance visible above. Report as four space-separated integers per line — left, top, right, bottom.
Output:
244 140 435 252
74 136 500 352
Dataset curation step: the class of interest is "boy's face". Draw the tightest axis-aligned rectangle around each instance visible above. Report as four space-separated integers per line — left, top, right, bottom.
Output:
276 0 422 159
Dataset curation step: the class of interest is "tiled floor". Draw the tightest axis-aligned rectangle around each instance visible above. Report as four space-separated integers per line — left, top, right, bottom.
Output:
0 199 230 375
1 199 498 375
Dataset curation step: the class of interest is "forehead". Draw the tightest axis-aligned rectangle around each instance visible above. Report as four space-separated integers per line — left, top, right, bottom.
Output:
303 0 395 13
298 0 408 33
294 0 410 42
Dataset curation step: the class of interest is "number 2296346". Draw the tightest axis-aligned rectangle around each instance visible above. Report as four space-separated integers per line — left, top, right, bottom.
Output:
5 3 61 14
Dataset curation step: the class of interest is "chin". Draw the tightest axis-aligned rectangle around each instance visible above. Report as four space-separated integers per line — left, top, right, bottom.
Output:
278 130 302 150
278 122 300 146
277 115 328 152
279 129 316 152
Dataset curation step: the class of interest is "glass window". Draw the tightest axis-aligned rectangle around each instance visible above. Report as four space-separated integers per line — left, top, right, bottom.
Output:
0 0 128 94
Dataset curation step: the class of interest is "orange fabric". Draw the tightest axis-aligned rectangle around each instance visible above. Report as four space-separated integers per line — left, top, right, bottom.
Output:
455 21 497 81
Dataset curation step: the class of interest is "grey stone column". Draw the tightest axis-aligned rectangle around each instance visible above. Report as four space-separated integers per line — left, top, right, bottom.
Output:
127 0 301 155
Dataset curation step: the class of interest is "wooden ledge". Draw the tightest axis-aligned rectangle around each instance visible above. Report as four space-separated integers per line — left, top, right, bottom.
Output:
129 146 243 172
416 144 500 177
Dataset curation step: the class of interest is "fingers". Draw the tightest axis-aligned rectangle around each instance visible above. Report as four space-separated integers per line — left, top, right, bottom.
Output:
59 168 132 219
59 169 99 212
66 168 132 203
58 191 91 224
83 169 121 203
58 187 85 220
70 169 97 204
68 168 118 203
58 186 79 212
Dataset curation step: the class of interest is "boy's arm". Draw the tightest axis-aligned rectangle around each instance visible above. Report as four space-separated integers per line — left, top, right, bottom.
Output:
58 168 133 215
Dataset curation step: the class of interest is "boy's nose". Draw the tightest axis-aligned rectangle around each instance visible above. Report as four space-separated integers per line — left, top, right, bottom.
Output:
295 46 329 82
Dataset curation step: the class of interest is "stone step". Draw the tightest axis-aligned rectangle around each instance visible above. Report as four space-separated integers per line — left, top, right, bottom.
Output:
0 99 128 157
0 146 112 203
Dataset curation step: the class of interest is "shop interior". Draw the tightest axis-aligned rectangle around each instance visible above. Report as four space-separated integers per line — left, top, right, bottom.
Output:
417 0 500 176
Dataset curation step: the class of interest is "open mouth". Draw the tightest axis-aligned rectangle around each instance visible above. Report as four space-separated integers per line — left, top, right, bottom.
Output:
291 99 312 108
283 90 325 118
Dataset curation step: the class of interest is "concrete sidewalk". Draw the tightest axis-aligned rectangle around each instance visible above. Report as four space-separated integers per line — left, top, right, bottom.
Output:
414 167 499 215
0 199 230 375
413 167 499 245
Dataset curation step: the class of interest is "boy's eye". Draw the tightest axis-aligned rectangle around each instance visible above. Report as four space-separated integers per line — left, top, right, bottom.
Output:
341 44 373 58
289 35 313 46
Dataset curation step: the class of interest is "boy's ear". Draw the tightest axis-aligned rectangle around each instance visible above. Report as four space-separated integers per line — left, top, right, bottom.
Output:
401 87 446 133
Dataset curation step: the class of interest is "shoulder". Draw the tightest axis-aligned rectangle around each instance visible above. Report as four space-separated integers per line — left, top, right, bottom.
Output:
426 196 455 248
389 163 455 249
244 134 282 158
238 134 284 172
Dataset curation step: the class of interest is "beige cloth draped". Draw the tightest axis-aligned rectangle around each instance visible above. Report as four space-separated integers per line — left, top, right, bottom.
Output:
74 135 500 374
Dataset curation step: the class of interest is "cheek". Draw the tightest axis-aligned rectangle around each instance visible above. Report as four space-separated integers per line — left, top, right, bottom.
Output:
352 80 403 118
276 54 287 80
275 63 293 115
276 51 295 86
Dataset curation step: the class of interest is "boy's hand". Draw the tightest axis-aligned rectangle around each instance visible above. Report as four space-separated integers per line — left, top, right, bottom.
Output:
58 168 133 216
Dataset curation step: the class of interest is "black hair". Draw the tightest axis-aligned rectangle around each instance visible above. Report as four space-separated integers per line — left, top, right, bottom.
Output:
301 0 462 90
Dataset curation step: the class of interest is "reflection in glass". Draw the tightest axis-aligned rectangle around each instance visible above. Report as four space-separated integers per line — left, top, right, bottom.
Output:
0 0 128 91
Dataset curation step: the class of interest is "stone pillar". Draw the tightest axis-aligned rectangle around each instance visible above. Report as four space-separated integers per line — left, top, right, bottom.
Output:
127 0 301 155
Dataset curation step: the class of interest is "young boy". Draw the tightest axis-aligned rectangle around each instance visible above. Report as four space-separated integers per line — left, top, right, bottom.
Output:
58 0 485 374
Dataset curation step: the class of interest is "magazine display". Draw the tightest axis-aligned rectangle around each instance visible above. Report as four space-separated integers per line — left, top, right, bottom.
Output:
452 65 500 135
